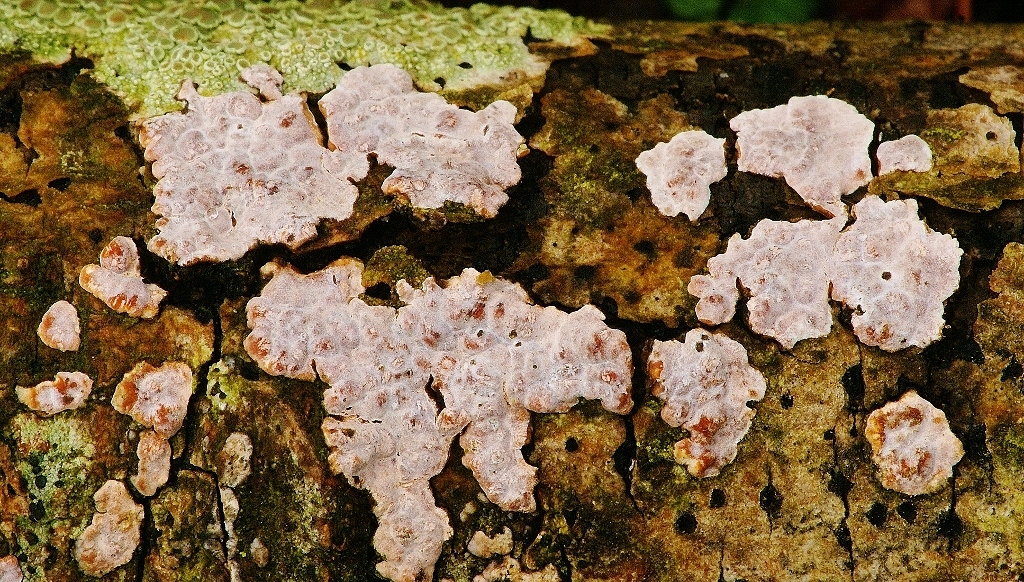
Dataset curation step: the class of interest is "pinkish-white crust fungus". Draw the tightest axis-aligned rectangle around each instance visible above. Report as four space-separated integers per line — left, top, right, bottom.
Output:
648 330 766 477
139 67 357 265
829 196 962 351
112 361 193 438
865 391 964 495
876 135 933 175
0 556 20 582
319 64 525 218
37 300 80 351
687 216 845 349
79 237 166 318
130 430 171 497
73 480 144 577
730 95 874 218
16 371 92 417
635 130 727 221
245 259 631 582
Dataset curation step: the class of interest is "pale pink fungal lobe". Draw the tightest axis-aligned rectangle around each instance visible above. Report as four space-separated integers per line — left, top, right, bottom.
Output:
876 135 933 175
730 95 874 218
648 329 766 477
112 361 193 438
635 130 727 221
16 371 92 417
73 480 144 577
130 430 171 497
829 196 962 351
37 300 81 351
865 391 964 496
79 236 167 319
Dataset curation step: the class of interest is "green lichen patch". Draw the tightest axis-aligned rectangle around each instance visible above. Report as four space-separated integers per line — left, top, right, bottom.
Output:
5 406 134 581
360 245 429 307
521 89 720 326
0 0 606 119
144 470 231 582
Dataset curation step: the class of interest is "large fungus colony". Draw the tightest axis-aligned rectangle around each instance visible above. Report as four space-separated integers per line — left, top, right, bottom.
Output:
244 258 632 581
141 64 524 265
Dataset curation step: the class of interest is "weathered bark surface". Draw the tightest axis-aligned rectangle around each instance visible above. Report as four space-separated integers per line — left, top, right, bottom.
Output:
3 17 1024 582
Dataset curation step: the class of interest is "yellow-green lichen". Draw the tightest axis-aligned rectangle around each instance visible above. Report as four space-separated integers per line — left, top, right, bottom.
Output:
0 0 606 118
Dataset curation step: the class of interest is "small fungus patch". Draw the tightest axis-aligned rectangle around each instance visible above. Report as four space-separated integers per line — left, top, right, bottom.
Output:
959 65 1024 114
876 135 933 175
635 130 727 221
16 371 92 417
688 216 845 349
73 480 144 577
111 361 193 438
79 236 167 318
729 95 874 218
130 430 171 497
0 556 20 582
245 258 631 582
37 300 80 351
467 527 513 559
864 391 964 496
830 196 962 351
648 329 767 477
320 64 525 218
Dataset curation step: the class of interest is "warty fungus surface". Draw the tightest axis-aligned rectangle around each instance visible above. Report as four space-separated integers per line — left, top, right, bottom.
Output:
864 391 964 496
648 329 767 477
36 300 80 352
79 236 167 318
634 130 727 221
15 372 92 417
244 258 632 581
729 95 874 218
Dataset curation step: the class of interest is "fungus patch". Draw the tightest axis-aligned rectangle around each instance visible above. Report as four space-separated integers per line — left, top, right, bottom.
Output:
730 95 874 218
959 65 1024 114
830 196 963 351
130 429 171 497
37 300 80 351
16 371 93 417
320 64 526 218
687 216 845 349
244 258 632 582
864 391 964 496
112 361 193 438
635 130 727 221
0 556 20 582
79 236 167 318
924 104 1019 179
876 135 933 175
139 68 358 265
73 480 144 577
648 329 767 477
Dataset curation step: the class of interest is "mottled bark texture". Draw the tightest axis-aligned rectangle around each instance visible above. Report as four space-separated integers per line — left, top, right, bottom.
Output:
3 18 1024 582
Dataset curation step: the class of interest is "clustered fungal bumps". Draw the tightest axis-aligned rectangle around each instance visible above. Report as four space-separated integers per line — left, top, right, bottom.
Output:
245 258 631 581
79 236 167 318
648 330 767 478
865 391 964 496
141 64 524 265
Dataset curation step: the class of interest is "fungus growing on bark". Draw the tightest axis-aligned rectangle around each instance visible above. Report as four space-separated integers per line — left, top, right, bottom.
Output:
687 216 845 349
830 196 962 351
648 329 767 477
16 371 92 417
139 67 357 265
634 130 727 221
865 391 964 495
79 236 166 318
245 258 631 582
730 95 874 218
319 64 525 218
111 361 192 438
0 556 20 582
73 480 144 577
130 430 171 497
959 65 1024 114
37 300 80 351
216 432 253 489
876 135 933 175
467 527 514 559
